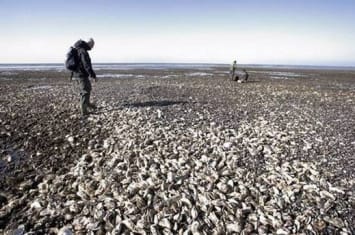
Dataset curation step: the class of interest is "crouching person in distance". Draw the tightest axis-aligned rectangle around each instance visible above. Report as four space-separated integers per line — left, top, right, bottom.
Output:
73 38 97 116
236 69 249 83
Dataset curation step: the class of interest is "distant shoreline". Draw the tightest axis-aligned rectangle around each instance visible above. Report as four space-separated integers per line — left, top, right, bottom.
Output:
0 63 354 71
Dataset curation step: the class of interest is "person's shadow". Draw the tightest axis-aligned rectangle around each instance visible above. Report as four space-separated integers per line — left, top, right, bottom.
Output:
123 100 187 108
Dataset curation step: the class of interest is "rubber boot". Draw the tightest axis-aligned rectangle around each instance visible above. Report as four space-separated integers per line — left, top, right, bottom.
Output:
81 103 89 116
81 93 90 116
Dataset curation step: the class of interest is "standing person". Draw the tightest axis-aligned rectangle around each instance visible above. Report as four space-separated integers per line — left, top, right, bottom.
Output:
73 38 97 116
230 60 237 80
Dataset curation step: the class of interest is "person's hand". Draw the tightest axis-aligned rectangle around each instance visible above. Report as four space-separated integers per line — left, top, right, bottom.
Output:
91 76 97 82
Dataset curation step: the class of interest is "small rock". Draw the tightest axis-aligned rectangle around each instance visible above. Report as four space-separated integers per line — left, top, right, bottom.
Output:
58 226 73 235
12 224 25 235
7 154 12 162
64 214 73 221
67 136 74 143
30 200 42 210
157 109 163 118
223 142 233 150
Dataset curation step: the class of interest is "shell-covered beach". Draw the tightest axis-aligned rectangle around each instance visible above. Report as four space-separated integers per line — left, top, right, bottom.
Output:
0 65 354 234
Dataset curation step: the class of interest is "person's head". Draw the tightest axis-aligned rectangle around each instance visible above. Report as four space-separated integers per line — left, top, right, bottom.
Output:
233 60 237 64
87 38 95 49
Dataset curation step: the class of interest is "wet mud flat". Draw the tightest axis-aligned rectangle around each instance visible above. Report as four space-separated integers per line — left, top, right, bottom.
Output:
0 67 354 234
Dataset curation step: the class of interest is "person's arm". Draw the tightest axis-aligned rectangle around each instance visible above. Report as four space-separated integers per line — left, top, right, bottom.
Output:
80 51 96 79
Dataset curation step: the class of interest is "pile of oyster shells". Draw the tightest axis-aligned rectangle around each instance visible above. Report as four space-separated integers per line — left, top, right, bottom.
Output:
2 104 354 234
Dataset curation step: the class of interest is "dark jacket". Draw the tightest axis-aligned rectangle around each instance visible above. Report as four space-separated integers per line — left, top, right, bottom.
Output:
73 40 96 78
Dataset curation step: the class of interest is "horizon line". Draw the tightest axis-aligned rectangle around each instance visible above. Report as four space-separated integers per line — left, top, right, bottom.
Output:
0 62 354 68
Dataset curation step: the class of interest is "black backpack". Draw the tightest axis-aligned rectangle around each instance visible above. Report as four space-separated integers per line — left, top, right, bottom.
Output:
65 47 79 71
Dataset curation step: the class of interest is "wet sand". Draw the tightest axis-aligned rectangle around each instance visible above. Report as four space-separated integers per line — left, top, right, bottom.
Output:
0 66 354 233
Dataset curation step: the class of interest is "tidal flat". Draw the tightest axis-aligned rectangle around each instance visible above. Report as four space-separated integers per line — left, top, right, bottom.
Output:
0 65 354 234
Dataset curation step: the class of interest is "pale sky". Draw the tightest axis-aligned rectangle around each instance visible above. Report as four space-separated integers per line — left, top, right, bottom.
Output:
0 0 354 66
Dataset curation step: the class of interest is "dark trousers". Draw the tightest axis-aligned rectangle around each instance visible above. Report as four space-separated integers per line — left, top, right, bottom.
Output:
78 77 92 114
